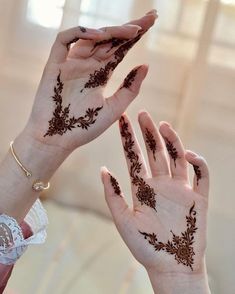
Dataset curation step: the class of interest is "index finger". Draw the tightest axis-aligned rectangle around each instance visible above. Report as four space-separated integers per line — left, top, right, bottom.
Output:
48 26 108 63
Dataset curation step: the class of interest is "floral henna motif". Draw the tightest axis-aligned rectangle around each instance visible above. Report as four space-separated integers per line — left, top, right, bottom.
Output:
81 31 144 92
193 165 202 186
120 67 139 89
109 174 121 196
139 202 198 271
119 116 157 210
165 139 178 167
145 128 157 161
44 71 103 137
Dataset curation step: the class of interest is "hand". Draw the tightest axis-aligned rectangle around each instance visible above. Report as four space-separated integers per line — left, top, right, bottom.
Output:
23 10 157 153
101 111 210 293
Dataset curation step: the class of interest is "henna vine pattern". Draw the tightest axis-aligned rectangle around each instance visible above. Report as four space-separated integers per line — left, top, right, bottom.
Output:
119 116 157 210
139 202 198 271
109 174 121 196
193 165 202 186
145 128 157 161
120 67 139 89
81 31 144 92
91 38 127 53
165 139 178 167
44 71 103 137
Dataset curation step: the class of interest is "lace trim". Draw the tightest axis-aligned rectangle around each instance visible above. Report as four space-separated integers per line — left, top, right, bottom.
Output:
0 199 48 265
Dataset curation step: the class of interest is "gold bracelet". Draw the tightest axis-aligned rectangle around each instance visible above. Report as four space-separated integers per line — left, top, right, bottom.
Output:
10 141 50 192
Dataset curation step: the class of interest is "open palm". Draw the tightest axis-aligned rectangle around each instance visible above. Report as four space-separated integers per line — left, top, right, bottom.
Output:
101 111 209 275
25 11 157 151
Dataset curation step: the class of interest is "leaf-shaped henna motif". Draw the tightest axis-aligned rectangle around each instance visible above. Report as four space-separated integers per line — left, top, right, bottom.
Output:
44 71 103 137
139 202 198 271
193 165 201 186
120 67 139 89
109 174 121 196
145 128 157 161
119 116 157 211
81 31 144 92
165 139 178 167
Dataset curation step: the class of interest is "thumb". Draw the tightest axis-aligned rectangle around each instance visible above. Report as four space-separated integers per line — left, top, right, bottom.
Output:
105 65 148 123
100 166 129 223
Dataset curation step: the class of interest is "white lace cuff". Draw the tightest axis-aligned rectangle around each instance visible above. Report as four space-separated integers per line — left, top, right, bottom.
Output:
0 199 48 265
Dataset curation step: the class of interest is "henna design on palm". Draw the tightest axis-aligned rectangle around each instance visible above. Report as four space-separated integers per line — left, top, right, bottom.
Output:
81 31 144 92
165 139 178 167
193 165 202 186
44 71 103 137
109 174 121 196
119 116 157 210
145 128 157 161
139 202 197 271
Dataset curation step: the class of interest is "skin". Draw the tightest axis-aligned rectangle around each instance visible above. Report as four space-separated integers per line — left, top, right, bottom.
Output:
101 111 211 294
0 10 157 222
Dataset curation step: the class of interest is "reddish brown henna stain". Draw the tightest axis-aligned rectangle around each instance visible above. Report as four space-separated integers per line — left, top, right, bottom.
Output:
91 38 127 53
193 165 201 186
109 173 121 196
79 26 87 33
145 128 157 161
119 116 157 211
81 31 144 92
120 67 139 89
44 71 103 137
165 139 178 167
139 202 198 271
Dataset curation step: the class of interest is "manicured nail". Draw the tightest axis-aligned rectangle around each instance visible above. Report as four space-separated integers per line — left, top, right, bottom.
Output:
186 151 197 158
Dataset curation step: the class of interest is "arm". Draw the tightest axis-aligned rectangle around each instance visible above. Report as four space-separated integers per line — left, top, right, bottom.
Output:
0 10 157 223
101 111 211 294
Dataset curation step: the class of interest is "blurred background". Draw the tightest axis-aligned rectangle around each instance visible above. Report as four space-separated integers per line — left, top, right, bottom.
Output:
0 0 235 293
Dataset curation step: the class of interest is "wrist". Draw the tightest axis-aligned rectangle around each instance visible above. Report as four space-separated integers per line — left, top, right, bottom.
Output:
146 261 211 294
13 129 70 181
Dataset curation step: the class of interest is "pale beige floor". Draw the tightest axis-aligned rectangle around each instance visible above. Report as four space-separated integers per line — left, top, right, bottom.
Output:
1 0 235 293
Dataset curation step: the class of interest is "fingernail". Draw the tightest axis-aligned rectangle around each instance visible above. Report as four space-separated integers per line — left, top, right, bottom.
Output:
160 121 171 128
186 151 197 158
146 9 157 16
100 166 108 183
125 24 142 30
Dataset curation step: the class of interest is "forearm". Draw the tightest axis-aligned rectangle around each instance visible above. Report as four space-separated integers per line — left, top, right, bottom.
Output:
147 263 211 294
0 129 69 222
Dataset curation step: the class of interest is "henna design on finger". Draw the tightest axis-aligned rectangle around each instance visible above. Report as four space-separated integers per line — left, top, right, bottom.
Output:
66 37 80 50
81 31 145 92
165 139 178 167
119 116 157 210
145 128 157 161
120 67 139 89
91 38 127 53
44 71 103 137
139 202 197 271
193 165 202 186
79 26 87 33
109 173 121 196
